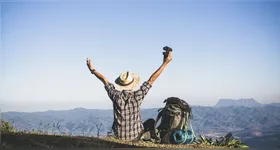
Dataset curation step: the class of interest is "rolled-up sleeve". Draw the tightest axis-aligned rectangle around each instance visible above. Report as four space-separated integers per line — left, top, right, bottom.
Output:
134 81 152 103
105 82 119 100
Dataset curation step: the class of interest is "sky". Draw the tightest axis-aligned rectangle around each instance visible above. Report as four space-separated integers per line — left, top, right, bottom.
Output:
0 0 280 112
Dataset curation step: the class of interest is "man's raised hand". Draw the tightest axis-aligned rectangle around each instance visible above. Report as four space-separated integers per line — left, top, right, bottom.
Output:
163 51 172 64
86 57 108 85
86 57 94 72
147 47 172 85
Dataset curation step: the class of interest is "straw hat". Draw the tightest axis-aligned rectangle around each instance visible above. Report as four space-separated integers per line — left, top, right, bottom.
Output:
115 71 140 91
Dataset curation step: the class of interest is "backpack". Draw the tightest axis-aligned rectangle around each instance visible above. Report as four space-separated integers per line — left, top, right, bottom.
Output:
154 97 196 144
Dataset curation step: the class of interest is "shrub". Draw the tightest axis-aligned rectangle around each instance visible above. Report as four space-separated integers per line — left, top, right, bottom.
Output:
1 120 16 133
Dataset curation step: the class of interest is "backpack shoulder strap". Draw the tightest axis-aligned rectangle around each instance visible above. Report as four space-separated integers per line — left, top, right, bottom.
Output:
154 108 164 129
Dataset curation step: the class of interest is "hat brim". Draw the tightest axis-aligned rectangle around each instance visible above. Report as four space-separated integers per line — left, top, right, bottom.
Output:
115 73 140 91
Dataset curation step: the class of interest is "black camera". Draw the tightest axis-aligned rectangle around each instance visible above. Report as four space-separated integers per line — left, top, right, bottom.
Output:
163 46 173 52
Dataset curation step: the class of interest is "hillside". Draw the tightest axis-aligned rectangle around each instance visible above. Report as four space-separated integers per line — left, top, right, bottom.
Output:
0 120 246 148
2 106 280 148
2 132 220 148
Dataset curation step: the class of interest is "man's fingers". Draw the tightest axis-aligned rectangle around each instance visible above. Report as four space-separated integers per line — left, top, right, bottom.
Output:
86 57 91 64
163 52 167 57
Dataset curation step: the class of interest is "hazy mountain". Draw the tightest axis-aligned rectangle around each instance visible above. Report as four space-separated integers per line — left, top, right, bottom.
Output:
234 125 280 148
215 98 262 107
265 103 280 107
2 106 280 148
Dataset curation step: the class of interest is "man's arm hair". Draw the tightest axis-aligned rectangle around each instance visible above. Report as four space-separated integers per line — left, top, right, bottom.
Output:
91 70 109 85
147 61 169 85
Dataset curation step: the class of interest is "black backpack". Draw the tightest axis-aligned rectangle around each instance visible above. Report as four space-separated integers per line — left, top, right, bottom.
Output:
154 97 195 144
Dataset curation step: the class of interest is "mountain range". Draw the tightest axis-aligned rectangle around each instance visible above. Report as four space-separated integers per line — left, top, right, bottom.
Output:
2 98 280 148
215 98 280 107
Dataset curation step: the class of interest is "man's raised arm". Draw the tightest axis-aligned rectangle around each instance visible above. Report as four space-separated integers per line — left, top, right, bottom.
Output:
86 57 108 85
147 50 172 85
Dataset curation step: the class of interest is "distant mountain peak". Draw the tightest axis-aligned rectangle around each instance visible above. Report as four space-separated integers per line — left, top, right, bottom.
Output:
215 98 262 107
72 107 86 110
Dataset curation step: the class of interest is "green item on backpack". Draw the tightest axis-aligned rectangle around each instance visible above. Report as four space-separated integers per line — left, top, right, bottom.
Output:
154 97 195 144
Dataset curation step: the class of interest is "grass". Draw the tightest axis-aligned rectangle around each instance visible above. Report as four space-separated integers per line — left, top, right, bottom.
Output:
1 120 247 148
1 132 222 148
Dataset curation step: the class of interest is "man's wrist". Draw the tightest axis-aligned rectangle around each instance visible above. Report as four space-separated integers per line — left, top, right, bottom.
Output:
90 69 96 74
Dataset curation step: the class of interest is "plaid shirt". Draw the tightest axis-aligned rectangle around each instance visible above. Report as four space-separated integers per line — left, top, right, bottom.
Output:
105 81 152 141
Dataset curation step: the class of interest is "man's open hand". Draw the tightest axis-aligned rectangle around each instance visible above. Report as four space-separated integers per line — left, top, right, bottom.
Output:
86 57 94 71
163 51 172 64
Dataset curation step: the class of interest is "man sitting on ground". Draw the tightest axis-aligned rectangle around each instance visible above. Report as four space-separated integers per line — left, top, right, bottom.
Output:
86 48 172 141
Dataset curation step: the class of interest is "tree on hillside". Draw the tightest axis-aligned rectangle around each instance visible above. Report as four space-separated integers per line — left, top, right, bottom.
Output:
94 122 103 137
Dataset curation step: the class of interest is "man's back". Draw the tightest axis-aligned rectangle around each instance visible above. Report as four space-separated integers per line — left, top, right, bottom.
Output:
105 81 152 141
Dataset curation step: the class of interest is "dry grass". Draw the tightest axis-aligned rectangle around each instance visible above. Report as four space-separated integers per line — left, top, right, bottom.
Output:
1 132 224 148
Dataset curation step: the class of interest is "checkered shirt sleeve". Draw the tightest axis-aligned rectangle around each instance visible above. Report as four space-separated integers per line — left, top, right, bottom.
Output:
105 82 119 100
134 81 152 104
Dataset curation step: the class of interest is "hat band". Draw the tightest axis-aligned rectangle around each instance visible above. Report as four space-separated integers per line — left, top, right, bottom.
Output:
119 78 134 86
